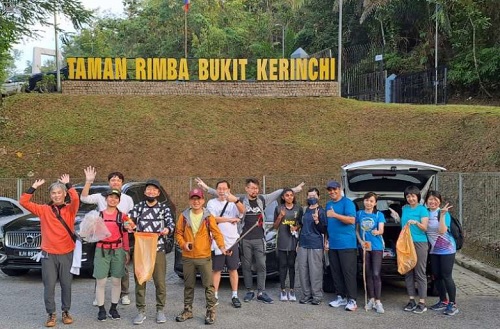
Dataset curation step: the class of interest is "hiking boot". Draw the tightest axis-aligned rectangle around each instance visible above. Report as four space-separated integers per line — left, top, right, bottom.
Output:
133 311 146 325
345 299 357 311
243 291 255 302
175 306 193 322
257 291 274 304
120 295 131 305
365 299 375 311
45 313 56 327
205 309 216 325
413 302 427 314
375 301 385 314
288 290 297 302
443 302 459 316
299 296 313 304
404 299 417 312
98 309 107 322
430 300 448 311
62 311 73 325
311 298 322 305
329 295 347 308
231 297 242 308
280 290 288 302
156 311 167 323
109 308 120 320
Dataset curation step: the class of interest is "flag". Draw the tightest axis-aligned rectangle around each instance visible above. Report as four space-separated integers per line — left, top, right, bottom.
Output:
184 0 190 12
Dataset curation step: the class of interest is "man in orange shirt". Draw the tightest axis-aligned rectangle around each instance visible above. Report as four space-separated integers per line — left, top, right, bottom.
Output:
20 174 79 327
175 188 226 325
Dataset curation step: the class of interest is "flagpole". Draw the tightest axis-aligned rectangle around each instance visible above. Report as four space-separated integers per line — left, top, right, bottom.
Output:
184 9 187 58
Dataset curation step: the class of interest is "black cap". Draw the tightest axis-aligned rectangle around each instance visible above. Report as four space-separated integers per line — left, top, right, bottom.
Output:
145 179 161 190
103 189 121 199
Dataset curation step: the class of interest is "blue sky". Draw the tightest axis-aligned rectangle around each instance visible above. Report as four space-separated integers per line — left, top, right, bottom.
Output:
13 0 124 73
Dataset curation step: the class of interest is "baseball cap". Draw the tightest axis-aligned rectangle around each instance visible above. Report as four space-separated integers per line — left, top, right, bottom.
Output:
145 179 161 190
189 188 204 199
104 189 121 198
326 180 341 189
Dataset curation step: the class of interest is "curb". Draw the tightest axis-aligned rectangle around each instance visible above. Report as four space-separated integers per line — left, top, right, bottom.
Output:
455 253 500 284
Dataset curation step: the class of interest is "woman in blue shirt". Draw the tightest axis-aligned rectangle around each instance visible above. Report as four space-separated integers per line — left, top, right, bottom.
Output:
401 186 429 314
425 190 458 316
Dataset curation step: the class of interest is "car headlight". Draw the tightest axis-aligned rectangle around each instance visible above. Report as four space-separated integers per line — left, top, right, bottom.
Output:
265 230 277 251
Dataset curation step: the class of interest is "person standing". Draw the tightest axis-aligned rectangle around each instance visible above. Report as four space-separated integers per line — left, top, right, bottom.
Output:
425 191 458 316
273 188 303 302
20 174 79 327
297 188 327 305
325 180 358 311
128 179 174 325
175 188 226 325
80 167 135 306
206 180 245 308
401 185 429 314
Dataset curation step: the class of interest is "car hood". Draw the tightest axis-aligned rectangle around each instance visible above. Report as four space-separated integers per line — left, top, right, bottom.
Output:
2 214 41 232
341 159 446 200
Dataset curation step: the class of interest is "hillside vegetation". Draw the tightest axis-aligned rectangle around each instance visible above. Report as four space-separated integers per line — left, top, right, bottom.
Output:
0 94 499 179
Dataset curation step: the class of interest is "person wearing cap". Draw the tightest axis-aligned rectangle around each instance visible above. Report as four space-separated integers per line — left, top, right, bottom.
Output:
325 180 358 311
93 189 133 321
19 174 79 327
128 179 175 325
80 166 135 306
175 188 226 325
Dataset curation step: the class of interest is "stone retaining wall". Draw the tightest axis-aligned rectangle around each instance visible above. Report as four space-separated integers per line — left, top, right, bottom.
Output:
62 80 339 97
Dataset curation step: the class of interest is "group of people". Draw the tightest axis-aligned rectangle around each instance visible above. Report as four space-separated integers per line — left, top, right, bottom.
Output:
19 170 459 328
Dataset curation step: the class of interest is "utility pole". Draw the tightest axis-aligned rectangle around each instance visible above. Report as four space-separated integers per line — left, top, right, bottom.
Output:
338 0 343 97
434 3 439 105
54 11 61 92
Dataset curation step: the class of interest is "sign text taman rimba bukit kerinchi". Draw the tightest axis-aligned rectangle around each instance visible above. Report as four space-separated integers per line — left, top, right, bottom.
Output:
66 57 336 81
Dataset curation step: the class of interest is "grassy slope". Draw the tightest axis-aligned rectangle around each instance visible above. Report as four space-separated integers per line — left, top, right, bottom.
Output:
0 94 499 179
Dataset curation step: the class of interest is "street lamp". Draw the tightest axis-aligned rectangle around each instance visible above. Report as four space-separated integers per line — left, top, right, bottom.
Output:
275 23 285 58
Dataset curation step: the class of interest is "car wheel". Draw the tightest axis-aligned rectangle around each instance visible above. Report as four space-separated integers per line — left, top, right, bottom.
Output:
1 268 30 276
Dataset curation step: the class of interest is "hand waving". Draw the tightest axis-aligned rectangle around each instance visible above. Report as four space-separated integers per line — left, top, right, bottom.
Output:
84 166 97 183
32 179 45 189
59 174 70 184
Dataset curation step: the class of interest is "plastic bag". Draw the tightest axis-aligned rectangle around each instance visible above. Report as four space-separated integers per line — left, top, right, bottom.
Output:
79 210 111 242
396 223 417 275
134 232 159 285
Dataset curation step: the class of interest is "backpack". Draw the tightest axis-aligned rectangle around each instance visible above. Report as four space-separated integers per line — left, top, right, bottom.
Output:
438 210 464 250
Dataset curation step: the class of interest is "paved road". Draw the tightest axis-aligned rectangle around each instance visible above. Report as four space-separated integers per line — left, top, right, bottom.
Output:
1 254 499 329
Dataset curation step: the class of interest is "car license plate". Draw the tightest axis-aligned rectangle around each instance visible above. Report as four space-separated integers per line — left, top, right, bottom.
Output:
18 250 38 257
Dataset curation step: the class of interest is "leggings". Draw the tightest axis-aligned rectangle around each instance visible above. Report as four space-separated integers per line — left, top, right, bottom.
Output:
278 250 297 290
364 250 383 300
430 253 456 303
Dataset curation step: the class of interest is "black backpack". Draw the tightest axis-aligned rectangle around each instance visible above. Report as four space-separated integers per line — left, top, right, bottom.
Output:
438 210 464 250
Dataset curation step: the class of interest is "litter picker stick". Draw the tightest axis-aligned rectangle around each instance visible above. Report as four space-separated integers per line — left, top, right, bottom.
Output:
362 230 368 311
224 220 260 252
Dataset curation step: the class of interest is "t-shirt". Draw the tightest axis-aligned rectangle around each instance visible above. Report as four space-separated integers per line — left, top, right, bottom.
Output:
241 198 265 240
190 210 203 236
81 192 134 213
356 210 386 251
99 210 128 251
207 198 241 254
326 197 357 249
427 209 456 254
274 204 302 251
401 204 429 243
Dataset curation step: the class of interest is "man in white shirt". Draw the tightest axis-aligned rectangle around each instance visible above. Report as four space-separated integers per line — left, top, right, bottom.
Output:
80 166 135 306
206 180 245 308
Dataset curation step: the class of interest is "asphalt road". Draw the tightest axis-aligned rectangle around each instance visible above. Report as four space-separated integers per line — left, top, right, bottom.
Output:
1 253 499 329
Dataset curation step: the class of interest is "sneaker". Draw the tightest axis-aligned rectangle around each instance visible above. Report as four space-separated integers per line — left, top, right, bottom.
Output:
311 298 322 305
45 313 56 327
280 290 288 302
404 299 417 312
413 302 427 314
62 311 73 325
299 296 313 304
257 291 274 304
243 291 255 302
205 309 216 325
98 309 107 322
231 297 242 308
375 301 385 314
133 312 146 325
329 295 348 308
156 311 167 323
109 309 120 320
365 299 375 311
120 295 131 305
288 291 297 302
175 307 193 322
430 300 449 311
443 302 459 316
92 299 98 307
345 299 358 311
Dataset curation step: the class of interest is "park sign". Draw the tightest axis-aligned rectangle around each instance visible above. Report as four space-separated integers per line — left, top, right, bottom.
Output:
66 57 336 81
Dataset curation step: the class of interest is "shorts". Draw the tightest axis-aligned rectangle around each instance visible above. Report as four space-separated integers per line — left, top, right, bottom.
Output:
212 247 240 272
93 247 126 279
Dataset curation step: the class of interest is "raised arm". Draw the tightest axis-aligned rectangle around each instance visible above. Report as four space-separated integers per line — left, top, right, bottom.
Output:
19 179 46 216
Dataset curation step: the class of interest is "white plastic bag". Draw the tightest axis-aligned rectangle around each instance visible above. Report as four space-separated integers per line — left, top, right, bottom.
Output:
79 210 111 242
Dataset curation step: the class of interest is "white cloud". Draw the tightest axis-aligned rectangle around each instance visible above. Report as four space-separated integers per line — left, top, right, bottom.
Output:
13 0 124 73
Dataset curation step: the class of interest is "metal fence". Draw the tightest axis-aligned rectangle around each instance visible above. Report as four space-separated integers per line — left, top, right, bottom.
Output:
390 66 448 104
1 173 499 267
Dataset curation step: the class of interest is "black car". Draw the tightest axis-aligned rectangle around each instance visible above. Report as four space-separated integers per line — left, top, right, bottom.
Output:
25 67 69 93
0 181 175 276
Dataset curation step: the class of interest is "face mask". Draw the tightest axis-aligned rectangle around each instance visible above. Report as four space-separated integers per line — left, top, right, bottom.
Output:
307 198 318 205
145 196 156 202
